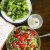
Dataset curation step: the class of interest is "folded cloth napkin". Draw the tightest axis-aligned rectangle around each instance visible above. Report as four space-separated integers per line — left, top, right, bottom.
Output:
0 17 14 50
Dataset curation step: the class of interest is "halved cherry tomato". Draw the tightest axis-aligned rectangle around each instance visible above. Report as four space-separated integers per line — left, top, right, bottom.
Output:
25 30 30 34
27 39 32 42
12 42 19 48
29 44 33 47
33 45 37 48
29 44 36 48
14 29 19 38
18 35 25 42
16 42 19 44
14 33 19 38
16 29 19 34
23 33 28 38
30 31 35 36
19 44 27 49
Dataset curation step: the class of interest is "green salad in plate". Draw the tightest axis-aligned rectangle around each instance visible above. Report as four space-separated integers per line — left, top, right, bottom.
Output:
0 0 29 21
6 26 41 50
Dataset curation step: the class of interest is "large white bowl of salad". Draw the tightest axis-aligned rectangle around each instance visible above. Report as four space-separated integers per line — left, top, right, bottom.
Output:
0 0 32 23
6 26 41 50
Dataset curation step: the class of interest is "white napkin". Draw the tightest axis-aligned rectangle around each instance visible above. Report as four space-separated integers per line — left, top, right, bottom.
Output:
0 17 14 50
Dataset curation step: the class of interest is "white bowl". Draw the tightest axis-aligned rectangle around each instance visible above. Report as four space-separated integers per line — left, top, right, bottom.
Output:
28 14 43 29
1 0 32 23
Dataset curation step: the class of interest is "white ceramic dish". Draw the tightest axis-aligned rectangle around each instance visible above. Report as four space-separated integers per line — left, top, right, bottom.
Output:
1 0 32 23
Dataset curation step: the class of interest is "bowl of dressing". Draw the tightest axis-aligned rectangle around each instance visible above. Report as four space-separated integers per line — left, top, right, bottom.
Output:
28 14 43 29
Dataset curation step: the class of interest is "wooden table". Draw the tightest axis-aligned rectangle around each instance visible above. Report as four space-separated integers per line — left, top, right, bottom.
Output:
1 0 50 50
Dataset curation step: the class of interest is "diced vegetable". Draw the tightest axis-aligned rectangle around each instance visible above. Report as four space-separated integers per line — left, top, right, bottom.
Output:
30 31 35 37
11 42 19 48
18 35 25 42
23 33 28 38
27 39 32 42
19 44 27 49
14 33 19 38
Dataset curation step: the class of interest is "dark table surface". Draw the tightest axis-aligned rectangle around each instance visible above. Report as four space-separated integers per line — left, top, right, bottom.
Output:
1 0 50 50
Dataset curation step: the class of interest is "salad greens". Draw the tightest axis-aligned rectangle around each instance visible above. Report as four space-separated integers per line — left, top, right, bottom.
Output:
0 0 29 21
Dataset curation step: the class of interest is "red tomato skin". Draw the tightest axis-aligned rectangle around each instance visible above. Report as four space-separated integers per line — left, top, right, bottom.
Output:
12 42 19 48
27 39 32 42
14 29 19 38
29 44 33 47
33 45 37 48
18 35 25 42
12 42 16 48
30 31 35 36
19 44 26 49
23 33 28 38
29 44 36 48
14 33 19 38
15 42 19 44
16 29 19 34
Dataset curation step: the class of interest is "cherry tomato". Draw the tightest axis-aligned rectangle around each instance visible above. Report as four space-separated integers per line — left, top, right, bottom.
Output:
18 35 25 42
14 33 19 38
29 44 33 47
12 42 19 48
29 44 36 48
14 29 19 38
23 33 28 38
30 31 35 36
19 44 26 49
15 42 19 44
33 45 37 48
16 29 19 34
27 39 32 42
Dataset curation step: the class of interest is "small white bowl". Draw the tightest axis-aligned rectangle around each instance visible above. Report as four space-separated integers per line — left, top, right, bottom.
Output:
1 0 32 23
28 14 43 29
